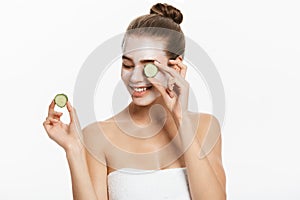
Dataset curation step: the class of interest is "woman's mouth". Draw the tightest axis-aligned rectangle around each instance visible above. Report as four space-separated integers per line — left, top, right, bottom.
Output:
131 86 153 97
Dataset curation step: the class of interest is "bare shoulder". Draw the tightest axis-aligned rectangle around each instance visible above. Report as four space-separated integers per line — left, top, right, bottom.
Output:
82 117 114 132
187 111 221 135
82 117 118 138
81 118 117 160
186 111 222 154
81 121 110 200
82 116 123 154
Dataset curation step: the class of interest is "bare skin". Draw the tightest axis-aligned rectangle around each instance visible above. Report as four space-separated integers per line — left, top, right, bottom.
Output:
101 98 188 176
93 104 221 176
43 36 226 200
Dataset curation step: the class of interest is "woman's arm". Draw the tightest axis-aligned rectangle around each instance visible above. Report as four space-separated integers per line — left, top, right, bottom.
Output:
43 100 107 200
147 60 226 199
82 124 108 200
180 113 226 200
66 140 108 200
65 126 108 200
66 143 99 200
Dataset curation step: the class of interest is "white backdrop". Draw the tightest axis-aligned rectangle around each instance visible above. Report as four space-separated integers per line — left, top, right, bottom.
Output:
0 0 299 199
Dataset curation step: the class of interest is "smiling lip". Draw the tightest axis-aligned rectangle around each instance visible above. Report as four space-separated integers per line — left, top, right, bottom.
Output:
130 85 153 97
129 84 152 88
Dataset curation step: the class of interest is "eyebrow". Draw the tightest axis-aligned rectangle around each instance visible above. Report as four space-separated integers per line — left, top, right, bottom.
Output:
122 55 156 63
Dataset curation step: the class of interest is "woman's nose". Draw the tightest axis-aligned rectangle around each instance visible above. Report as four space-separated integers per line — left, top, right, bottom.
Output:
130 65 145 83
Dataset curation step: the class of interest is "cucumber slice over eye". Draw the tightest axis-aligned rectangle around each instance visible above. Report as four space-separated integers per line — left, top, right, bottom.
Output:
144 63 158 78
54 93 68 108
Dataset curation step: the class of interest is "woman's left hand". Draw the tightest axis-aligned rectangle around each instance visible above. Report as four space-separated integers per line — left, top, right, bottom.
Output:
147 59 189 127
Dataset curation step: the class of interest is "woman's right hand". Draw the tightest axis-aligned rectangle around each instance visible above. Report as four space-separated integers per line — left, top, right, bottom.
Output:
43 99 84 153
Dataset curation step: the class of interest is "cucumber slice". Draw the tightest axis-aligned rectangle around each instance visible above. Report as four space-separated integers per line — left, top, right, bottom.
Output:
144 63 158 78
54 93 68 108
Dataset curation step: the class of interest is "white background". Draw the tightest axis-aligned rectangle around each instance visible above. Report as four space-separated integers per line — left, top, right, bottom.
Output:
1 0 300 199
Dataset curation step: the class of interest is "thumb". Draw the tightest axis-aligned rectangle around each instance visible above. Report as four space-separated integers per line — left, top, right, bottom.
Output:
66 101 82 137
148 77 167 96
148 77 175 99
66 101 80 126
66 101 75 123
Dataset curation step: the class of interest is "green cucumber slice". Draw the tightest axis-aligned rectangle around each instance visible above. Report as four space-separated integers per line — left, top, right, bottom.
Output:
54 93 68 108
144 63 158 78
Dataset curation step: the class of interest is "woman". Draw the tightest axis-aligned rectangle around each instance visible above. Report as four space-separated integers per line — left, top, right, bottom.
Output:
43 3 226 200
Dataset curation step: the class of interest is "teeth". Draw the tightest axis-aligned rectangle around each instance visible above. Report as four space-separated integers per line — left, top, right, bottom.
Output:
134 87 147 92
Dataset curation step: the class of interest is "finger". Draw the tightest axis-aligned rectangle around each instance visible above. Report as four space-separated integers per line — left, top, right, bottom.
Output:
167 76 186 93
48 99 55 116
43 120 51 132
43 118 59 131
154 60 182 80
46 111 63 120
152 60 169 76
168 60 187 78
45 117 61 124
66 101 75 123
168 60 181 72
148 77 166 93
53 111 63 116
43 119 51 127
48 111 63 118
153 62 188 95
52 111 63 119
148 77 172 99
166 88 176 98
168 60 187 70
48 112 63 121
66 101 80 126
49 118 59 124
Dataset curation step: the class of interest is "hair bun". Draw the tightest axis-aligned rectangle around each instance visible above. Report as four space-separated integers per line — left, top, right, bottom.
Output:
150 3 183 24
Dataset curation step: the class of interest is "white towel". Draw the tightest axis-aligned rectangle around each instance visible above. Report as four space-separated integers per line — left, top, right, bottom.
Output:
108 167 191 200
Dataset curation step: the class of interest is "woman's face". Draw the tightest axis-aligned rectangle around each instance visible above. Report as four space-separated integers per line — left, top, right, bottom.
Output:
121 36 171 106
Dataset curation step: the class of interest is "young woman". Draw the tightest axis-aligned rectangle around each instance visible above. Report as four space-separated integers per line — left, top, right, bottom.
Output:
43 3 226 200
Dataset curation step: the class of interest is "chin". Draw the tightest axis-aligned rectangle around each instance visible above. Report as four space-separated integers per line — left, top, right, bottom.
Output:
132 97 156 107
131 93 161 107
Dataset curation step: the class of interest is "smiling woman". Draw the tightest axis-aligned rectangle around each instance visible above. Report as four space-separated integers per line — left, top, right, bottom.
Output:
43 3 226 200
121 36 171 106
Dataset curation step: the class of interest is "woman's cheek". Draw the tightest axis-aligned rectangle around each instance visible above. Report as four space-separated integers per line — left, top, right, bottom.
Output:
121 70 131 82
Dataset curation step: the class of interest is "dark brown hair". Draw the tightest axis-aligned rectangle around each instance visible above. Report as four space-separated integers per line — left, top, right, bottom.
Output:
123 3 185 59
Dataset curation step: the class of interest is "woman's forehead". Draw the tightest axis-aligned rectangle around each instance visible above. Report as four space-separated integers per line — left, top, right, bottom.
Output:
122 49 166 61
123 36 166 53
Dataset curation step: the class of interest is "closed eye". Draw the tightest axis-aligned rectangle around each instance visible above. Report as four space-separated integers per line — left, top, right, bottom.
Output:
122 64 134 69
